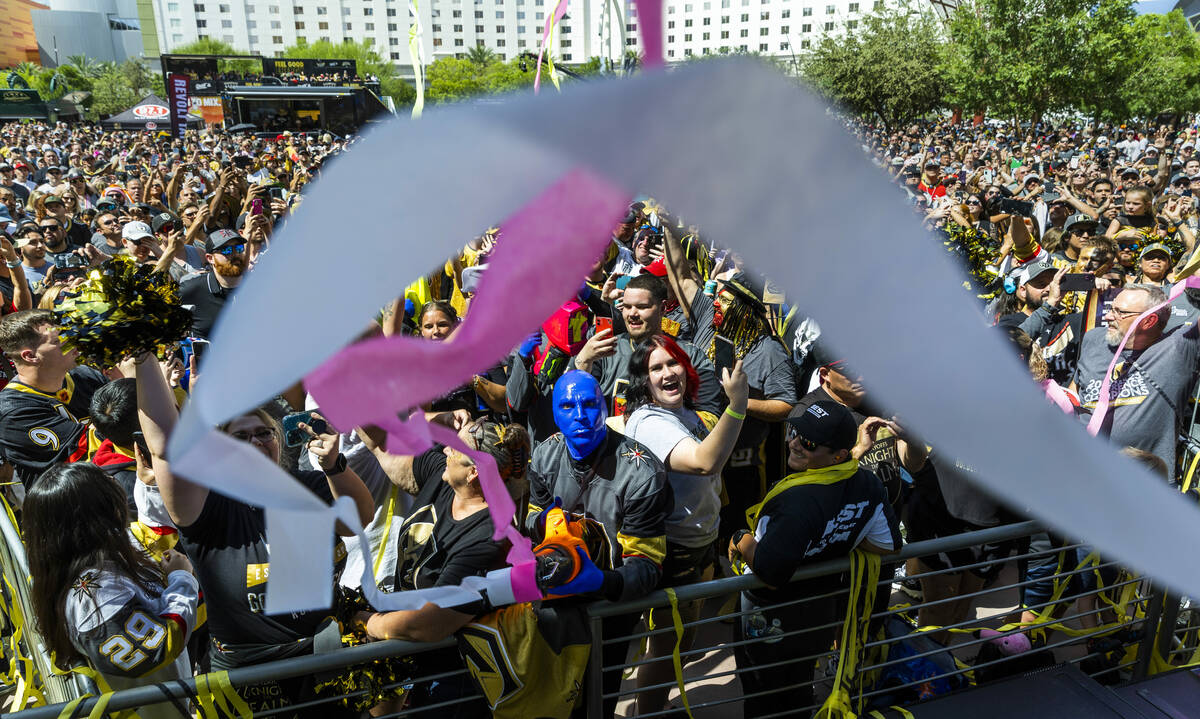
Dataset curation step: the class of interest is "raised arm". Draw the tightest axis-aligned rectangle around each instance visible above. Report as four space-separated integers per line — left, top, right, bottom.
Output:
661 361 747 475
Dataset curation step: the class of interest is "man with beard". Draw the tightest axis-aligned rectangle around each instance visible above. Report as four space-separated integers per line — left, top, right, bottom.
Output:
179 229 246 340
14 223 52 291
572 273 721 420
1072 285 1199 484
662 226 797 543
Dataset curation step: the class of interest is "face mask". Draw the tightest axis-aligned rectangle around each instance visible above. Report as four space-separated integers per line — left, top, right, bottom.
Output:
552 370 608 461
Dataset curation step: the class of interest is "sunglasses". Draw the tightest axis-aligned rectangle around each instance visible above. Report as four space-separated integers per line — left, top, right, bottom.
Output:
217 242 246 256
231 428 275 443
1119 243 1141 251
785 425 821 452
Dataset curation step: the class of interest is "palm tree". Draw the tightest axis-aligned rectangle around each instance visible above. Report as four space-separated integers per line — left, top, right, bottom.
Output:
466 45 499 66
65 54 101 78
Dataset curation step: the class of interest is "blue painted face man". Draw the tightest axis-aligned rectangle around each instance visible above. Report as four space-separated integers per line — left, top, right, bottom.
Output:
552 370 608 460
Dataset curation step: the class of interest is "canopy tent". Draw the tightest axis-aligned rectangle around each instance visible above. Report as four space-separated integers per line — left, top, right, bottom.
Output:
100 94 203 131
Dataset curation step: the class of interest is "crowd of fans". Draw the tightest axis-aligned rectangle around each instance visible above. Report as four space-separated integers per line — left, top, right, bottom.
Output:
0 114 1194 719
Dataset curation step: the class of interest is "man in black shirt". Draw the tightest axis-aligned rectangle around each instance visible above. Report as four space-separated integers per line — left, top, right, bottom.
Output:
180 229 247 339
0 309 106 488
729 401 899 717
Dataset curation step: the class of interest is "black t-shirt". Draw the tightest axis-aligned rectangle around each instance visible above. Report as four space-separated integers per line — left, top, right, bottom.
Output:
180 272 233 340
62 217 90 249
0 366 106 487
392 449 508 613
751 466 899 605
177 470 345 667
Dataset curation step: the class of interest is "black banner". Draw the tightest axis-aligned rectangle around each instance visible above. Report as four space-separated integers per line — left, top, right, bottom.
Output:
167 73 190 138
261 58 357 77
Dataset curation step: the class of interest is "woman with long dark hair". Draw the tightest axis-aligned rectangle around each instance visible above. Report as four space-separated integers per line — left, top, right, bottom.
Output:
26 462 199 710
620 333 747 715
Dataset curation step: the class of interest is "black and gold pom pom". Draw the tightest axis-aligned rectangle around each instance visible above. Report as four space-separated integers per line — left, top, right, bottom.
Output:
54 256 193 368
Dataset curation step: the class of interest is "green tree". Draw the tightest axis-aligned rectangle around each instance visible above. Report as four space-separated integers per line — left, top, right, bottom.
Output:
1118 11 1200 119
91 65 141 118
802 3 948 130
426 56 487 102
282 39 415 106
171 38 259 74
481 58 536 94
466 45 500 66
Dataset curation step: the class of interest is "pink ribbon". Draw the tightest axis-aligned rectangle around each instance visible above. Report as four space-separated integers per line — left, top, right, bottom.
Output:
1040 378 1075 415
307 168 630 602
1086 277 1199 436
533 0 572 92
634 0 664 68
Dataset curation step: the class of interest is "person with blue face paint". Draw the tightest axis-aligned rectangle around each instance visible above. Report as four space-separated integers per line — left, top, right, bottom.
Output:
526 369 671 719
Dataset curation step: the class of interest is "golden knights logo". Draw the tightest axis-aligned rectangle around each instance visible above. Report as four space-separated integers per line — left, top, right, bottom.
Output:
458 623 522 709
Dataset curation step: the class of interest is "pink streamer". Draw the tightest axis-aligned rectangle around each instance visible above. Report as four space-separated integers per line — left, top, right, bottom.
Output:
307 168 630 600
634 0 664 68
1040 379 1075 415
533 0 572 92
1086 276 1200 436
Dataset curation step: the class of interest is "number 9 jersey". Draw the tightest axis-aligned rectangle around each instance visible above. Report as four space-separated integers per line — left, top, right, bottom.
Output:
65 565 200 697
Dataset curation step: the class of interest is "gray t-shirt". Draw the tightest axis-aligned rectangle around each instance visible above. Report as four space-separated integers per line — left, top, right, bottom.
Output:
624 404 720 548
1074 324 1199 483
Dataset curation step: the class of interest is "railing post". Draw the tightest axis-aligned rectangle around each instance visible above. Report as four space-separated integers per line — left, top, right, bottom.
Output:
1155 592 1182 669
586 614 605 719
1132 585 1164 680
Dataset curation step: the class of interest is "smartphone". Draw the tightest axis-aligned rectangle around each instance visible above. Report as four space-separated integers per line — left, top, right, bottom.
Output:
281 411 329 447
54 266 86 283
713 335 735 371
233 155 252 169
250 198 263 216
1043 179 1055 193
267 186 287 201
595 316 613 335
996 198 1035 217
150 154 159 167
130 431 151 461
1060 273 1095 292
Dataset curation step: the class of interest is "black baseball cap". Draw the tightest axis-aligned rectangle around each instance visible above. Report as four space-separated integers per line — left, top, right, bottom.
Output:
205 228 245 253
151 210 180 233
785 401 858 453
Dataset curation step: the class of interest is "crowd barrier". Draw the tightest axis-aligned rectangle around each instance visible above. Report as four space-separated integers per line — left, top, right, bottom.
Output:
5 519 1199 718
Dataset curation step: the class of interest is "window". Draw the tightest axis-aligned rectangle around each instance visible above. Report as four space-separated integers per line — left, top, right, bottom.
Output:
518 38 526 46
668 49 675 57
721 14 728 21
295 35 307 44
364 7 373 14
626 22 636 30
222 18 233 26
561 52 571 59
387 8 397 14
342 7 350 14
365 21 373 29
535 11 543 18
170 17 182 26
848 1 859 9
196 18 207 26
685 48 693 55
517 10 525 17
825 4 834 12
739 42 747 49
668 20 675 27
721 28 729 37
318 20 328 28
801 38 810 47
269 4 279 12
847 18 857 27
740 12 748 20
218 2 229 10
363 36 373 44
455 37 464 44
475 10 483 16
759 26 767 34
626 36 636 44
294 20 304 28
668 4 674 11
759 42 767 50
197 33 209 39
476 24 484 31
497 38 506 45
760 10 768 18
454 23 462 29
432 23 441 30
317 7 326 13
824 20 833 29
802 22 810 30
249 34 259 42
388 22 397 29
453 9 461 16
684 18 692 26
496 10 504 16
873 0 883 7
270 19 281 27
721 0 729 5
273 34 284 42
667 33 674 41
739 27 747 35
167 2 178 10
781 24 788 32
476 39 485 46
685 2 692 8
496 24 504 30
802 6 811 14
703 16 710 23
433 37 442 45
702 30 709 38
343 21 351 28
391 51 401 58
193 3 204 11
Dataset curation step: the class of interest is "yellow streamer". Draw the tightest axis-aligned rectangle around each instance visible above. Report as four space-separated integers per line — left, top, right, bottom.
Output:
663 588 695 719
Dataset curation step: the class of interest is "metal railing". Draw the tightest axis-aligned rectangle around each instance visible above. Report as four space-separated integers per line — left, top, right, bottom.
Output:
7 519 1194 719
